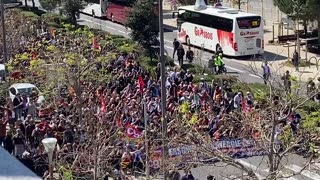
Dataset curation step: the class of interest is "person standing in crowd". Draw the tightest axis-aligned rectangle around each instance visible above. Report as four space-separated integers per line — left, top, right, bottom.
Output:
261 61 271 84
282 71 291 93
13 128 25 157
292 50 299 71
13 93 23 120
233 92 242 110
22 93 29 119
181 170 195 180
25 119 35 148
0 118 7 146
184 69 193 84
173 38 180 59
4 130 14 154
186 46 194 63
177 44 185 66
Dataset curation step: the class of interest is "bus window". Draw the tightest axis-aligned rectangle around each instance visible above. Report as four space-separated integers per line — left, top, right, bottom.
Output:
237 16 261 29
214 17 233 32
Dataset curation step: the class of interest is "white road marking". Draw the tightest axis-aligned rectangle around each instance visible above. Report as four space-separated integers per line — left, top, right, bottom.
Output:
249 74 261 78
164 46 174 50
285 164 320 180
237 160 302 180
80 18 129 35
164 39 173 44
225 65 245 73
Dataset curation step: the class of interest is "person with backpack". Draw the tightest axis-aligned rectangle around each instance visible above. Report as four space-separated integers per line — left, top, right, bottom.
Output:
173 38 180 59
186 46 194 63
177 44 185 66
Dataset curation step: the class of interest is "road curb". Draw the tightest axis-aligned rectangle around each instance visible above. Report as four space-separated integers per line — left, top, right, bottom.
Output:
163 23 177 32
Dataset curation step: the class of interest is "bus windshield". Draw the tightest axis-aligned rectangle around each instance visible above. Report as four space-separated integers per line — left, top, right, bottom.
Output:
236 16 261 29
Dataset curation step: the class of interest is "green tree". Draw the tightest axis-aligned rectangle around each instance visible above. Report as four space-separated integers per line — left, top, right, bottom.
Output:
306 0 320 43
39 0 59 12
126 0 159 60
62 0 85 24
273 0 311 33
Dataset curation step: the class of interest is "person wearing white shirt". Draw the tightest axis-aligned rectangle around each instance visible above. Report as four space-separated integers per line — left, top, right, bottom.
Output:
233 92 242 109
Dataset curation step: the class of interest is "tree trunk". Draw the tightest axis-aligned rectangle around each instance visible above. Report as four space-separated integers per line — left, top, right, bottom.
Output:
268 112 277 178
303 20 308 36
318 16 320 44
71 12 77 25
32 0 35 8
24 0 28 7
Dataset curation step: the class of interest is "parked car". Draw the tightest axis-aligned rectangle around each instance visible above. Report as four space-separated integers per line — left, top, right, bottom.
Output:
8 83 45 105
307 43 320 54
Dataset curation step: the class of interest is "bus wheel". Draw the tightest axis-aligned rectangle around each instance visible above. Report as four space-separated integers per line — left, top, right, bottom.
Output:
186 36 190 46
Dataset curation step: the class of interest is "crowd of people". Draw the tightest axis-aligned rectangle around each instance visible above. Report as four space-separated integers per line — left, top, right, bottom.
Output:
1 13 320 180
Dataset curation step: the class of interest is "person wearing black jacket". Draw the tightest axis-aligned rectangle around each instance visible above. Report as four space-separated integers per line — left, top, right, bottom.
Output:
173 38 180 59
186 46 194 63
13 93 23 119
177 44 185 66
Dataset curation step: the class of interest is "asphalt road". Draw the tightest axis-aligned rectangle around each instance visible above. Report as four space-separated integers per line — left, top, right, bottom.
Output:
78 14 267 84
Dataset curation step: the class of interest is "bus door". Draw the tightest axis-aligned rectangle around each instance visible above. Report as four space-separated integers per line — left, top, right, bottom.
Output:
174 9 187 32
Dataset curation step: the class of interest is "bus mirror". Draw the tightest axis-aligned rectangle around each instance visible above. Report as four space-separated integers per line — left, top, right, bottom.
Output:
172 12 178 18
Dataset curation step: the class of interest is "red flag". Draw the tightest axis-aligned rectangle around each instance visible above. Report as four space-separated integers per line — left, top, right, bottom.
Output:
49 27 55 38
32 51 37 60
115 112 122 127
100 95 106 114
138 76 145 94
92 36 100 49
125 124 142 139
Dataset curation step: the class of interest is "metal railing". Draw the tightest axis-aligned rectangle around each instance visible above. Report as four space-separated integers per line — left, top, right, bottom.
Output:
304 56 320 71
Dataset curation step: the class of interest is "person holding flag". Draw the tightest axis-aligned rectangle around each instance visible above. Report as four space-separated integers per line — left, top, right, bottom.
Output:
138 76 145 94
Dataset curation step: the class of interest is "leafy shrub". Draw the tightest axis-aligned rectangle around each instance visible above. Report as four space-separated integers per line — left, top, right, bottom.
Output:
232 82 269 95
110 34 125 39
300 100 320 114
193 74 237 84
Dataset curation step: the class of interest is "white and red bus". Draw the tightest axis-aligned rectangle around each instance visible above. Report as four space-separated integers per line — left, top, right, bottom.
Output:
175 5 264 56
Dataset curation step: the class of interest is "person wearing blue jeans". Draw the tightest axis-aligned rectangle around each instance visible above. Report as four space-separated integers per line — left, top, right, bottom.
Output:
13 93 23 119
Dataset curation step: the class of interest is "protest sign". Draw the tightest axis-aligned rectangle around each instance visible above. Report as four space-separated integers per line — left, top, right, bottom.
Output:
125 125 142 139
149 138 266 171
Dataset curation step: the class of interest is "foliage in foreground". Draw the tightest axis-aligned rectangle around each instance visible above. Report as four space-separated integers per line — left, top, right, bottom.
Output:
126 0 159 60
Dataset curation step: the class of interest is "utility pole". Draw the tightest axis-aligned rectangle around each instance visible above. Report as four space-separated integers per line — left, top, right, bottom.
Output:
261 0 264 21
0 0 8 62
238 0 241 10
143 99 150 179
158 0 167 179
